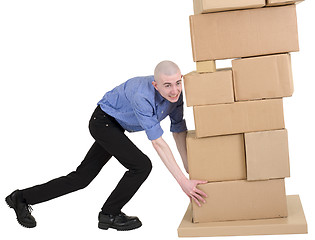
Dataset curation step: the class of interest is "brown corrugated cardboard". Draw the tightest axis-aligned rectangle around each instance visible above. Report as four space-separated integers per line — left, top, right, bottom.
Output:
189 5 299 61
193 98 285 138
232 54 294 101
192 179 287 223
196 60 216 73
266 0 304 6
187 131 246 182
193 0 265 14
245 129 290 181
178 195 307 237
183 69 234 107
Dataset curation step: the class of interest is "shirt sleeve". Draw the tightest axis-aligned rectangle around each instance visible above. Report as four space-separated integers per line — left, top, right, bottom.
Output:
132 95 164 141
169 93 187 133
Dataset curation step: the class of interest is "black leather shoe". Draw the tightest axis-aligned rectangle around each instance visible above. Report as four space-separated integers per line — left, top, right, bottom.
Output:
5 190 36 228
98 212 142 231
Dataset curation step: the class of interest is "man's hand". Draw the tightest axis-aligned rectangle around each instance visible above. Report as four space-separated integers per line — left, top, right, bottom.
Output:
151 136 207 206
180 178 208 207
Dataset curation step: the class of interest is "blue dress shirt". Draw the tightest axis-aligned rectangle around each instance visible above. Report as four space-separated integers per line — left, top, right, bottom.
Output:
97 75 187 140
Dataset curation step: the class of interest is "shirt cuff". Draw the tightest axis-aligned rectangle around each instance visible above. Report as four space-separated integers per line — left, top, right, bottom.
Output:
145 123 164 140
170 119 187 133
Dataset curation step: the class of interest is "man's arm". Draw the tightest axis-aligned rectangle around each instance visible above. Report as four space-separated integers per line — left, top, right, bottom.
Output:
151 136 207 207
172 131 189 174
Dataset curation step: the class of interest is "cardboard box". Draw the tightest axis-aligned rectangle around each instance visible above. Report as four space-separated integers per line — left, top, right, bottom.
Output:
245 129 290 181
178 195 307 237
193 98 285 138
193 0 265 14
190 5 299 61
232 54 294 101
266 0 304 6
196 60 216 73
187 131 246 182
192 179 287 223
183 69 234 107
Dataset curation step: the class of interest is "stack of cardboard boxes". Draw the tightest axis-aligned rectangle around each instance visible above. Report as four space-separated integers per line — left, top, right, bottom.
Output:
178 0 308 237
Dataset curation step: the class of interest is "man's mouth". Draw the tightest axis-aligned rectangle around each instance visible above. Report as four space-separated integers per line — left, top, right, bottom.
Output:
169 94 179 99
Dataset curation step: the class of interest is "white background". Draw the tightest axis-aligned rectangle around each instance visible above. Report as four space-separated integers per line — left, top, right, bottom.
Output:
0 1 314 239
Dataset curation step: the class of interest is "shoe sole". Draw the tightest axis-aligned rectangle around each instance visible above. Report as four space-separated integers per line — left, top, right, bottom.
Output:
5 195 36 228
98 221 142 231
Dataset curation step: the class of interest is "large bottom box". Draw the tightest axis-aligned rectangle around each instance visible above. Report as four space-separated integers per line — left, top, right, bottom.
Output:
192 179 287 223
178 195 307 237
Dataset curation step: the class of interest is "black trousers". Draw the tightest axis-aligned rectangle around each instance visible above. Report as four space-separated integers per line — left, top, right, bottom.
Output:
21 105 152 215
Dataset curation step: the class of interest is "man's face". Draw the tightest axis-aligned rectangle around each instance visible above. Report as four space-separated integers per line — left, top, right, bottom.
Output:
152 71 182 103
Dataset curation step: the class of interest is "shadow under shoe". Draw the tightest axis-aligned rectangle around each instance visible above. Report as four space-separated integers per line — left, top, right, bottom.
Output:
98 212 142 231
5 190 36 228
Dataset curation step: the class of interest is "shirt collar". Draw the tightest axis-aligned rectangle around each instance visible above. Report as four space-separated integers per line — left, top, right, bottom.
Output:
154 88 166 106
151 75 166 105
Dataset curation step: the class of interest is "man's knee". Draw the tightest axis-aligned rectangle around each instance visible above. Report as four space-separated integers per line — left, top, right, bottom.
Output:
143 156 152 176
134 155 152 177
66 172 92 190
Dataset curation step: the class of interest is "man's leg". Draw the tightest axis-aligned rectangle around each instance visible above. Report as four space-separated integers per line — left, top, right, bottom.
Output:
6 106 113 228
98 135 152 215
21 141 111 205
6 140 111 228
89 108 152 230
89 112 152 215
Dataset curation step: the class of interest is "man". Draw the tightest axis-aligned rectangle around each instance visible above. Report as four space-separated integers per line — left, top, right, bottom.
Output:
5 60 207 231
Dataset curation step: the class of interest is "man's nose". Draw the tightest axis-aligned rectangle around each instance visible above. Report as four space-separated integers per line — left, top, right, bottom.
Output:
170 85 178 93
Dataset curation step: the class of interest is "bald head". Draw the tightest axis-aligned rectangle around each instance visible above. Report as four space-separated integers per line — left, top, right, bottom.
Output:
154 60 180 83
152 60 182 103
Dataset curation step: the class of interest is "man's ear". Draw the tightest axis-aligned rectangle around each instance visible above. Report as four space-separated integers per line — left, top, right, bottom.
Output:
152 81 158 91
